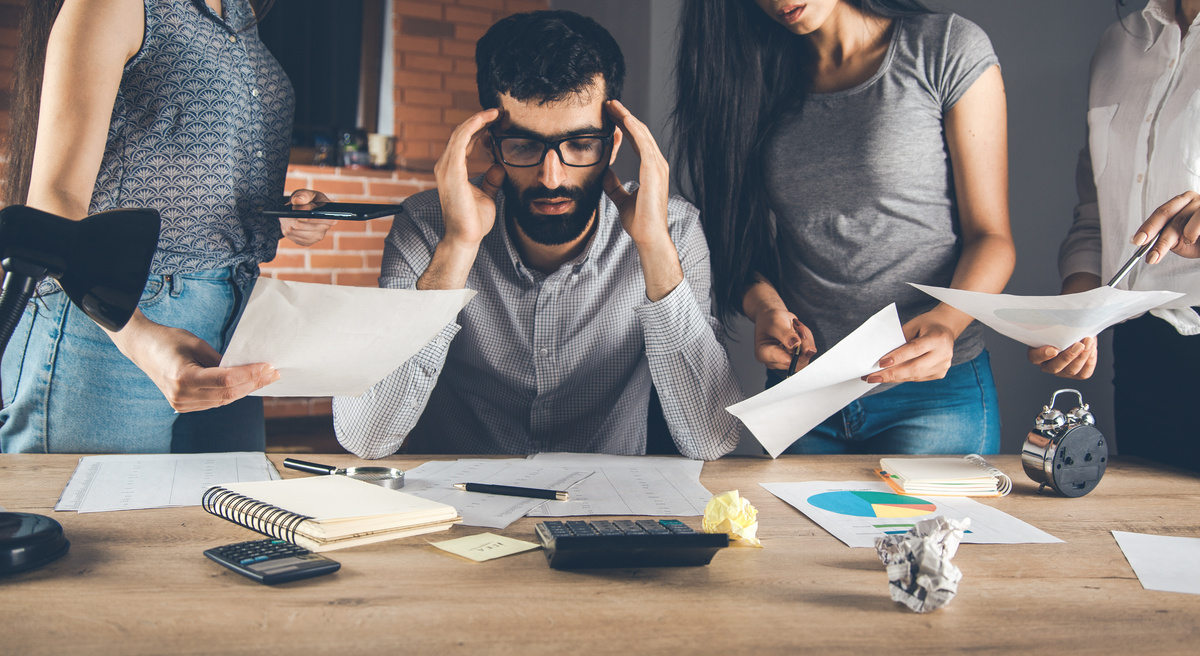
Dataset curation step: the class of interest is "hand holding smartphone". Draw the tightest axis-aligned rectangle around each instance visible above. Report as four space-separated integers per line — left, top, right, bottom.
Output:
264 199 403 221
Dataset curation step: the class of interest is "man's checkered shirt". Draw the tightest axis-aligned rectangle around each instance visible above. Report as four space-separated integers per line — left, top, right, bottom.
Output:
333 185 743 460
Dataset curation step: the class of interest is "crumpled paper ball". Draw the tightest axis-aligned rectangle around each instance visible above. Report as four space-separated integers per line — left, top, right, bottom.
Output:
874 516 969 613
702 490 762 547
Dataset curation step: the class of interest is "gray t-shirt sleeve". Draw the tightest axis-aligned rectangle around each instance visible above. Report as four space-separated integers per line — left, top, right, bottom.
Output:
765 13 1002 372
936 14 1000 111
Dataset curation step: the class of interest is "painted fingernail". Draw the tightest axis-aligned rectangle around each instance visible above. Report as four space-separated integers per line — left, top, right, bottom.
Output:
879 357 894 367
1132 232 1147 246
805 348 817 357
1148 251 1161 264
865 375 882 384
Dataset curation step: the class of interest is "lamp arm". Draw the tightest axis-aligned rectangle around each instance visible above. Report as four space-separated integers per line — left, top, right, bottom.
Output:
0 269 44 358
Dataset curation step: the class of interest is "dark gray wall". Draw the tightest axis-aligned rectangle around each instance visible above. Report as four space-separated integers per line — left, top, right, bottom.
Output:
553 0 1143 455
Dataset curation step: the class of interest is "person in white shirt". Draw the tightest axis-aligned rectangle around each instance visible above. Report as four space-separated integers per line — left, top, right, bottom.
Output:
1032 0 1200 471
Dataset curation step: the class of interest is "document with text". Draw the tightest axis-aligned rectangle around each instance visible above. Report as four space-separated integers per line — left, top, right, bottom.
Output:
55 452 280 513
401 459 594 529
524 453 713 518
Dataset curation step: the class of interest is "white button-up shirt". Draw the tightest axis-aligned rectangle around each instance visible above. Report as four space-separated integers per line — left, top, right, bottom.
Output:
1060 0 1200 334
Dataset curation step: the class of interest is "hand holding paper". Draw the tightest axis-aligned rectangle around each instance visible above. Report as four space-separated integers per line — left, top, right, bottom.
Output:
726 304 907 458
220 278 475 397
910 283 1183 351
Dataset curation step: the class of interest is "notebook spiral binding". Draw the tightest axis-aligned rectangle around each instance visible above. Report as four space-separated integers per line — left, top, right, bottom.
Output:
964 454 1013 497
201 486 313 545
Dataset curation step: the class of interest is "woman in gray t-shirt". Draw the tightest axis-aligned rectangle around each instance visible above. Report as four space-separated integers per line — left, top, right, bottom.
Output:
674 0 1014 454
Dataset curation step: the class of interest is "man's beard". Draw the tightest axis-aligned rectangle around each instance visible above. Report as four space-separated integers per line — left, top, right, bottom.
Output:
503 167 607 246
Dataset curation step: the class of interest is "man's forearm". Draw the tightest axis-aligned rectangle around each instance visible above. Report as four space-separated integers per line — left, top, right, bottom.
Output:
332 323 459 458
637 279 743 460
634 237 684 302
417 239 480 291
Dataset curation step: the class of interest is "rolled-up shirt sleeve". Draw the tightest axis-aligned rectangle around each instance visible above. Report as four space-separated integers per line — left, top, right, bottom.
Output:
1059 145 1104 281
635 200 743 460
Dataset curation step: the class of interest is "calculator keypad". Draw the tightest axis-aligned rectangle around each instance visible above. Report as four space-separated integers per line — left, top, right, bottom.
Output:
204 538 340 585
534 519 728 569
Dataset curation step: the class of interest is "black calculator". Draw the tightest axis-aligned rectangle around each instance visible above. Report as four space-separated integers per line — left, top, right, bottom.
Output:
204 539 340 585
534 519 729 570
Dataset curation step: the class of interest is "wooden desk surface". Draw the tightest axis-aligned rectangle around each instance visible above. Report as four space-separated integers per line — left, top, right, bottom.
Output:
1 454 1198 655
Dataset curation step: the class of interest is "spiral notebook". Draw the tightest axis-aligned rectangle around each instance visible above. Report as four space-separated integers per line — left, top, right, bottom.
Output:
202 475 462 552
875 454 1012 497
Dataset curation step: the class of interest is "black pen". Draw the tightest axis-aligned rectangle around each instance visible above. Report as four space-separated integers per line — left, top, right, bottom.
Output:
787 345 802 377
453 483 569 501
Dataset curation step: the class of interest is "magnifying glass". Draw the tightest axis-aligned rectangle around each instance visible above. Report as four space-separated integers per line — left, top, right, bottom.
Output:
283 458 405 489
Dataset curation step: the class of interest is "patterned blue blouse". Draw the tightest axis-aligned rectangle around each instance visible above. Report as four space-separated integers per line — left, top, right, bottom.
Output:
88 0 294 280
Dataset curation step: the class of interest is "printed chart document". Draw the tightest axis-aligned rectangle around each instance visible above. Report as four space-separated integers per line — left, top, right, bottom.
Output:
1112 531 1200 595
523 454 713 518
401 460 594 529
220 277 475 396
910 283 1183 351
55 453 280 513
760 481 1062 548
726 304 907 458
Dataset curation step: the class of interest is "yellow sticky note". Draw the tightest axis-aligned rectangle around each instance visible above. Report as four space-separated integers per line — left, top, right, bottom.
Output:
429 532 541 562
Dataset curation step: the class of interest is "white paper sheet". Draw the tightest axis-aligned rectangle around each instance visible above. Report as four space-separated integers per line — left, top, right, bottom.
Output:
726 304 907 458
760 481 1062 548
527 452 705 478
524 465 713 517
1112 531 1200 595
400 460 594 529
55 453 280 513
219 277 475 397
910 283 1183 351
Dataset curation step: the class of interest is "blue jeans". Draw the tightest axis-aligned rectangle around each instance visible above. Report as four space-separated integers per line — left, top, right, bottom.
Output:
776 350 1000 455
0 267 264 453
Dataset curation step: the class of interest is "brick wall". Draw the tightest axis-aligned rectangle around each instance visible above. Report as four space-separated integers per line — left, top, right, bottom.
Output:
0 0 552 420
268 0 548 292
0 0 21 179
265 0 548 418
393 0 548 171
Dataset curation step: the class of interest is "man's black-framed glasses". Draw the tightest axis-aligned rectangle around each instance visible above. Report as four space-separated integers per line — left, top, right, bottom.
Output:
489 128 614 168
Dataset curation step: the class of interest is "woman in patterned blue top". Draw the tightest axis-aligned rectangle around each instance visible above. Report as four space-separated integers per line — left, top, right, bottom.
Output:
0 0 333 453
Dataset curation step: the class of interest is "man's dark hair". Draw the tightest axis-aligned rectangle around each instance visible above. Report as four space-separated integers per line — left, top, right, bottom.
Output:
475 10 625 109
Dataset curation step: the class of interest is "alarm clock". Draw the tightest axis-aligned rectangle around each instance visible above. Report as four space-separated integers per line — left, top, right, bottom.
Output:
1020 389 1108 498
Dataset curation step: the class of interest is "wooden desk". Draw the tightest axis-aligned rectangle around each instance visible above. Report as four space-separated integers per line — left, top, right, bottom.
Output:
2 454 1198 654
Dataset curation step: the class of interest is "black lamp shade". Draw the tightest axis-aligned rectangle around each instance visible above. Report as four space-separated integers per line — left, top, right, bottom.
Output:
0 205 160 332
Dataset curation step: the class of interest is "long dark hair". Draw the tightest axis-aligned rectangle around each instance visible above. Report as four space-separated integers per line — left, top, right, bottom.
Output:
4 0 275 207
672 0 927 323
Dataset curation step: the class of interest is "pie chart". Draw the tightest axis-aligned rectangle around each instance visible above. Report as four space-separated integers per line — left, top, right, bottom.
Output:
807 490 937 518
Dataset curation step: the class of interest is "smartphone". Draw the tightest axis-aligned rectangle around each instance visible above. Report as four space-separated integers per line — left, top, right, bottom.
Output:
264 199 404 221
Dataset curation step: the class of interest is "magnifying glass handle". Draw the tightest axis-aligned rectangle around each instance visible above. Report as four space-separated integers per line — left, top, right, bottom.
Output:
283 458 338 476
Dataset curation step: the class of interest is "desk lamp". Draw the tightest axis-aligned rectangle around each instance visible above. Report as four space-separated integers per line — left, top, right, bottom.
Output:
0 204 160 576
